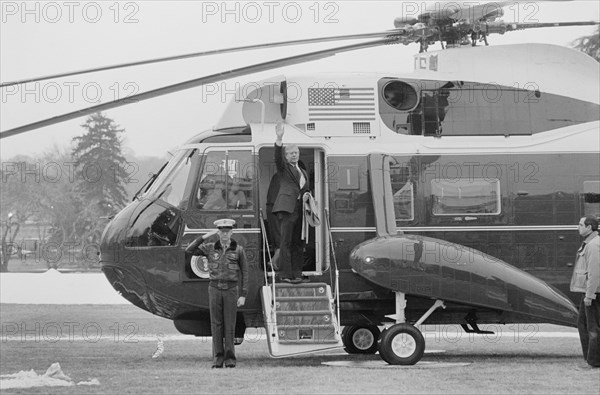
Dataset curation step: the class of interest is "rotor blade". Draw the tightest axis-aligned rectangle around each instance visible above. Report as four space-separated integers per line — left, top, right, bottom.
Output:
507 20 600 30
483 20 599 35
1 35 406 139
0 29 402 88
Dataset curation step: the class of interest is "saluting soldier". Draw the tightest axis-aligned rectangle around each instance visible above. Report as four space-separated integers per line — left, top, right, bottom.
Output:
186 219 248 368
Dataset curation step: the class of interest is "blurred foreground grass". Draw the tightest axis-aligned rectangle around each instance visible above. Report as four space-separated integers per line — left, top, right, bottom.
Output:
1 304 598 394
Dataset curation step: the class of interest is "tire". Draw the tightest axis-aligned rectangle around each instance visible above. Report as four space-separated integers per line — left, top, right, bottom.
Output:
341 325 380 354
378 323 425 365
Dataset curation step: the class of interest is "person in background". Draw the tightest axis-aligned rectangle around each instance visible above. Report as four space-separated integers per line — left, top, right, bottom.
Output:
228 182 247 209
570 215 600 369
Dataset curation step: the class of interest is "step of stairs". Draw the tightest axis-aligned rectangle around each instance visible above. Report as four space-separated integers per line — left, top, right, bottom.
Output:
273 283 330 297
275 298 331 312
261 282 343 357
277 324 340 343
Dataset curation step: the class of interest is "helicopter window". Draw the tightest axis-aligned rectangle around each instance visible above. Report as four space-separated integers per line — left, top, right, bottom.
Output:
414 90 450 136
412 83 538 136
164 152 198 210
389 164 414 222
144 150 183 197
431 179 501 216
201 134 252 143
583 181 600 218
144 150 198 208
147 150 198 210
382 80 419 111
197 150 254 211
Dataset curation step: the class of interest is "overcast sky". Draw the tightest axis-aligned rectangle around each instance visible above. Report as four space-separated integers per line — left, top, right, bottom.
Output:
1 0 598 159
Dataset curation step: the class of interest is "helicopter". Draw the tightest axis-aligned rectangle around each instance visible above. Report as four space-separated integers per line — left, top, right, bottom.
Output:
1 1 599 365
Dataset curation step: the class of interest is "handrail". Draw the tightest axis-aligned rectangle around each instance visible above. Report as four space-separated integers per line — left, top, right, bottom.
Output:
258 209 277 320
258 209 271 285
324 208 341 332
258 209 276 282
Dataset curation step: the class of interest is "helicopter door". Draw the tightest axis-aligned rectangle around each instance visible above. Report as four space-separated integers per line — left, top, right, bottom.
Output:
258 146 326 274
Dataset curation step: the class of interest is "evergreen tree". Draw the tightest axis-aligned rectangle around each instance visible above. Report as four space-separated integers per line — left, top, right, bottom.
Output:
71 112 129 243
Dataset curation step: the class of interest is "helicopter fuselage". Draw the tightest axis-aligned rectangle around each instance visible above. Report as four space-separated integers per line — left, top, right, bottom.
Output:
99 44 599 338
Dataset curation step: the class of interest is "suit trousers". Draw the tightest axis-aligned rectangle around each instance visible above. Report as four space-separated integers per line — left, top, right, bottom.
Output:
209 285 238 366
276 200 305 279
266 203 280 249
577 295 600 367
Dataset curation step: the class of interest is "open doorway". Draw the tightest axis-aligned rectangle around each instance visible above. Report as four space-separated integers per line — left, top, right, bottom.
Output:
258 146 327 275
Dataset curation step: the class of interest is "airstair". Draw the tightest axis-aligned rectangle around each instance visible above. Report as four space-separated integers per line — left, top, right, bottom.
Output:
259 208 343 356
260 282 343 357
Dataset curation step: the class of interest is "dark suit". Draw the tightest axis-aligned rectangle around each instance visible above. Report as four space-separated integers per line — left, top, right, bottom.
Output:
267 160 306 249
273 143 309 279
266 172 281 248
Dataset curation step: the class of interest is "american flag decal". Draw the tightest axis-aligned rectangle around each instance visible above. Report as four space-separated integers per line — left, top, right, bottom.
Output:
308 87 375 121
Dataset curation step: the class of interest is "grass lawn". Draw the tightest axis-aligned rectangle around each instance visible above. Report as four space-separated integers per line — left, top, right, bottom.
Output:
1 304 598 394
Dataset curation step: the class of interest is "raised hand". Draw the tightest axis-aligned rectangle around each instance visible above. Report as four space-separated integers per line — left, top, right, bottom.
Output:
275 122 285 140
203 229 219 239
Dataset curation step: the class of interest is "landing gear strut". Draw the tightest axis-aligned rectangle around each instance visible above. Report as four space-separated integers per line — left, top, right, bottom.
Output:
378 292 446 365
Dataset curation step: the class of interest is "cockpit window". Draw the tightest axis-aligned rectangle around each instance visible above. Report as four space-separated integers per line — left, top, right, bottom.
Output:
145 151 183 197
197 150 255 211
145 149 199 210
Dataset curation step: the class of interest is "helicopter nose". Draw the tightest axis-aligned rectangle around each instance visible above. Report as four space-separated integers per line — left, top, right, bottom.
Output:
99 200 151 312
102 263 149 311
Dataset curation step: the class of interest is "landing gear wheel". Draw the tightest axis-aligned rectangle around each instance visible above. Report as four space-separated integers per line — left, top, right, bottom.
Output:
378 323 425 365
341 325 380 354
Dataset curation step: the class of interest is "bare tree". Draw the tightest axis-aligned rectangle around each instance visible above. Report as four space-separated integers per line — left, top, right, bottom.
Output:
0 157 45 271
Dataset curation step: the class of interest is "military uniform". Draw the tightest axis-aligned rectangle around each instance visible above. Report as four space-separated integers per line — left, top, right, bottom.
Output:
186 220 248 368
